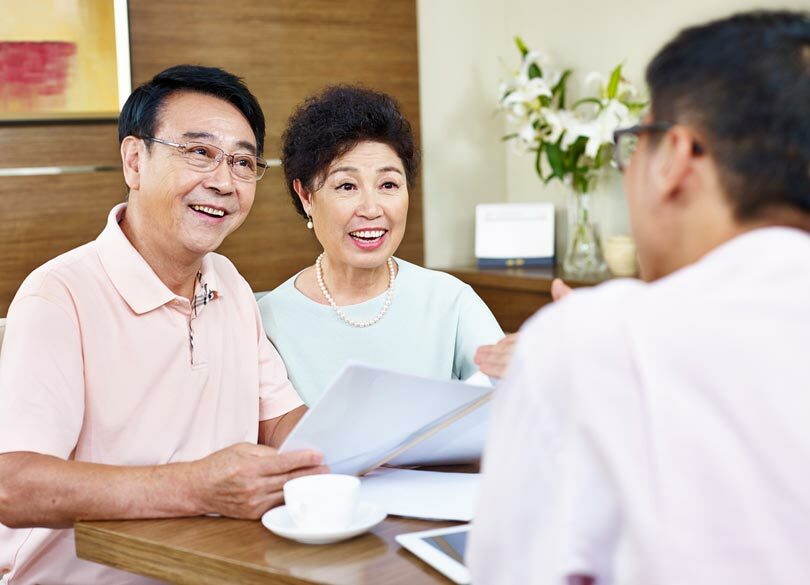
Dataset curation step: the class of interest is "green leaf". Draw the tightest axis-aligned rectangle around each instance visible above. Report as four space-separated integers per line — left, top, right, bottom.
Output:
545 140 566 180
572 172 590 194
594 144 612 166
515 36 542 78
552 69 572 109
501 133 518 142
515 36 529 58
534 146 545 181
606 63 623 99
567 136 588 168
626 100 648 109
573 97 602 109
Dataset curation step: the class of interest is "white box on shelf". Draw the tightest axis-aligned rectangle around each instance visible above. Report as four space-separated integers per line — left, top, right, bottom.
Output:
475 203 555 267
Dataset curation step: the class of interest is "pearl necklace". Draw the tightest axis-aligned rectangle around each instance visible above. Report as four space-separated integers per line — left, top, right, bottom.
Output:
315 253 396 328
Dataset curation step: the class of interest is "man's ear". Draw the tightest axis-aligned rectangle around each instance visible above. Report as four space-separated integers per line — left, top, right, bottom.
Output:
648 126 698 205
121 136 143 191
293 178 313 215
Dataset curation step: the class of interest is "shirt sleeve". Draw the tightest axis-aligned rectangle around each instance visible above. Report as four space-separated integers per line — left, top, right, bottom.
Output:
255 304 304 421
453 285 505 380
0 294 85 459
468 300 620 585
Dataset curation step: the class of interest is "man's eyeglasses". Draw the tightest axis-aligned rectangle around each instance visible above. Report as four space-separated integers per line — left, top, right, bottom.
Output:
613 123 704 172
142 136 268 182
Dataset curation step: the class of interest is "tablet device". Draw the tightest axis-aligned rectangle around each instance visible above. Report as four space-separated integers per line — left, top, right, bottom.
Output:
396 524 471 584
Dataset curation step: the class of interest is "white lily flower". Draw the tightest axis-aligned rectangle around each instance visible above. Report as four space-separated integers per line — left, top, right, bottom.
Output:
618 80 638 99
524 77 552 100
580 99 632 158
497 81 513 102
585 127 605 158
602 99 633 135
541 108 565 143
544 69 563 91
501 77 551 123
518 120 539 148
561 113 589 151
520 50 550 79
501 91 531 121
499 40 644 185
584 71 607 96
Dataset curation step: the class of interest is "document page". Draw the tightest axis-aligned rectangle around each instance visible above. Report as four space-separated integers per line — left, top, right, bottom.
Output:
389 372 492 467
360 468 480 521
280 364 492 475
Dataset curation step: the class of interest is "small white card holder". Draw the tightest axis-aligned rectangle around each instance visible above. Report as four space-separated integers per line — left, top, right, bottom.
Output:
475 203 555 267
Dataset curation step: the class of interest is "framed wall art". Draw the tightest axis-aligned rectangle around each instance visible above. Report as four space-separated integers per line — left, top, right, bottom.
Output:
0 0 131 122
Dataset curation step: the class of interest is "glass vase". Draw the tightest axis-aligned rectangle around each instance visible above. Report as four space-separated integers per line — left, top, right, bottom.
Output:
562 189 608 279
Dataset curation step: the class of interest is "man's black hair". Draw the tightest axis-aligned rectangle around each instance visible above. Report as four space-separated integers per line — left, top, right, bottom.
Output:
646 10 810 218
118 65 265 156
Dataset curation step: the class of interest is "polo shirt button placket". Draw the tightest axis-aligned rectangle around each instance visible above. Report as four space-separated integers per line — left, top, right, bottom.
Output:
170 297 195 365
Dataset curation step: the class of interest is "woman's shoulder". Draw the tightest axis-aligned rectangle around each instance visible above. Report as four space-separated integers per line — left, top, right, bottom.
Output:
396 259 479 307
396 258 472 292
256 271 306 313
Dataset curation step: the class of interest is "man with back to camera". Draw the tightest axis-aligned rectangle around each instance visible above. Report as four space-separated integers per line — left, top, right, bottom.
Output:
470 10 810 585
0 66 326 584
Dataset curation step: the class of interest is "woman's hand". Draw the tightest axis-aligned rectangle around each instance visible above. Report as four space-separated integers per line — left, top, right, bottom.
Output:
474 334 519 379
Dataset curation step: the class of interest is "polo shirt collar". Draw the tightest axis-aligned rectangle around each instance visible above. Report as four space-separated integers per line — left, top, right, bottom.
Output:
96 203 220 315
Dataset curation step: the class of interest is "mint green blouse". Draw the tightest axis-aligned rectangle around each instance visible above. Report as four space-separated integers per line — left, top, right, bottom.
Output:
258 259 504 405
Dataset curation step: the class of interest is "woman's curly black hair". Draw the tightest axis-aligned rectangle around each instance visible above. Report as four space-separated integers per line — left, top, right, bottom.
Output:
281 85 419 218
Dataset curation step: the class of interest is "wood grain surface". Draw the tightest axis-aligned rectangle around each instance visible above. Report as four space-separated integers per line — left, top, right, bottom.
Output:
75 515 461 585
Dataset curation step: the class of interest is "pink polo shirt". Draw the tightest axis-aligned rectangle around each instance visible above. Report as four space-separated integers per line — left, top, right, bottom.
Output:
0 203 303 585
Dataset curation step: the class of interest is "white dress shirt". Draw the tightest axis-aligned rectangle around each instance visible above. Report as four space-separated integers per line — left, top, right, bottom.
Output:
469 227 810 585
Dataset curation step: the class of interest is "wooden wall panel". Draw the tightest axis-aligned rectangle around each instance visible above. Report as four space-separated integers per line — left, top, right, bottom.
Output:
0 123 120 167
0 0 422 314
0 173 127 305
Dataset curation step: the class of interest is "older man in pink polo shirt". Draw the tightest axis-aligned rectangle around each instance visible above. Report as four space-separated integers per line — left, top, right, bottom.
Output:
0 66 326 584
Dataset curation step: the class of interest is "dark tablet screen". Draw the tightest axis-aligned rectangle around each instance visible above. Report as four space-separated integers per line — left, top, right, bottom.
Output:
424 528 468 565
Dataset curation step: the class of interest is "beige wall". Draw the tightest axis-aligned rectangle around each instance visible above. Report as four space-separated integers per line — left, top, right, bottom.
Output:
418 0 809 266
416 0 509 267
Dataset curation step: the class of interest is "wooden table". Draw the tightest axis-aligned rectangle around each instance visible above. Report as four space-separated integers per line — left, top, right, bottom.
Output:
445 266 607 332
75 514 462 584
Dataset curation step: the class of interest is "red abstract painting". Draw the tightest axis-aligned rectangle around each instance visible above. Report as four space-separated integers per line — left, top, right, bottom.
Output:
0 0 129 121
0 41 77 111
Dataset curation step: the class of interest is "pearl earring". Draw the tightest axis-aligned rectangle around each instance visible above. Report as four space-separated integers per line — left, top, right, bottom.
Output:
306 214 313 230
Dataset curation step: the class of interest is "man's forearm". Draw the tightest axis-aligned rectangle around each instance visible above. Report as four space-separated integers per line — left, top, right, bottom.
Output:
259 405 307 448
0 452 204 529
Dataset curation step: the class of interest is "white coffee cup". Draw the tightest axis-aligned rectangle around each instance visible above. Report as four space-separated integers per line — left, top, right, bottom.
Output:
283 474 360 532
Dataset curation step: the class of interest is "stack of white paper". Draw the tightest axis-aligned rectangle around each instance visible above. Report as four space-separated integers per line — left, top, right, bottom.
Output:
360 468 480 521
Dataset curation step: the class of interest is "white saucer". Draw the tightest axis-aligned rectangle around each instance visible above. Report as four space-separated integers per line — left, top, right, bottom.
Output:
261 501 387 545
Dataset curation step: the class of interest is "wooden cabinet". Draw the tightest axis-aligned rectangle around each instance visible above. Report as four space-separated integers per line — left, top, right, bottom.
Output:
444 266 606 333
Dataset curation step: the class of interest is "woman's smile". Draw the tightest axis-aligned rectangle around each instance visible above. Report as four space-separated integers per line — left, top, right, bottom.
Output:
347 228 389 250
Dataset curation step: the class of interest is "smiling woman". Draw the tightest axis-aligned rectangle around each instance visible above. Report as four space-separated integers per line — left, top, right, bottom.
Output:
258 86 504 405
